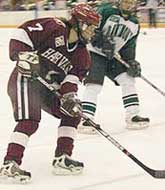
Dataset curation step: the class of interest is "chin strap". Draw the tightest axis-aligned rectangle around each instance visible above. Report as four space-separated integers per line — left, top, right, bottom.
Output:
72 17 88 44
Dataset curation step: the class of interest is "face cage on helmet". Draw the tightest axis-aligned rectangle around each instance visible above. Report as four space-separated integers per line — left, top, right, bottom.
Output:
72 16 97 44
75 21 90 44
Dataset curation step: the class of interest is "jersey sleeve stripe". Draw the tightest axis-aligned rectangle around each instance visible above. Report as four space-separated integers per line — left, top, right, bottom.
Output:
11 28 34 49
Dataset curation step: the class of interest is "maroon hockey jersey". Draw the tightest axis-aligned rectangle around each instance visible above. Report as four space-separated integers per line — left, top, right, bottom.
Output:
9 17 91 94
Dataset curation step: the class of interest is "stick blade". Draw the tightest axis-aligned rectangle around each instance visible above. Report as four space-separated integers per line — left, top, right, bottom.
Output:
147 168 165 178
152 170 165 179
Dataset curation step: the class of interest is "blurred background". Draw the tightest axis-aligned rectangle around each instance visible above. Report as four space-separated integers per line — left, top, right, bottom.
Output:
0 0 164 11
0 0 165 28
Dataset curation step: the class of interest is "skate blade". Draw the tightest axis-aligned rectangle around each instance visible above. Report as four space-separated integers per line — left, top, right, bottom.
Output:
126 122 149 130
0 174 31 184
52 166 83 175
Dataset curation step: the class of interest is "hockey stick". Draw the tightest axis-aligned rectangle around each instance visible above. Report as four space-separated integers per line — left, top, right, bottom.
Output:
114 54 165 97
36 75 165 178
82 115 165 179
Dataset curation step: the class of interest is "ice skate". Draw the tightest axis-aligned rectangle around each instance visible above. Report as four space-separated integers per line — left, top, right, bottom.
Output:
126 115 150 130
0 160 31 183
52 154 84 175
78 119 97 135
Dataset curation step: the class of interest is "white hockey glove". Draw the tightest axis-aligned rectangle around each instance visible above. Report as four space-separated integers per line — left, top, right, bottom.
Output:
60 92 82 117
17 51 39 78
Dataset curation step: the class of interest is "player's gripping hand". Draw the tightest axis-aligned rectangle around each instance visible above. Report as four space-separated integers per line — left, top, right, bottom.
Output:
127 60 141 77
102 36 115 60
17 51 39 78
91 30 115 60
60 92 82 117
91 29 103 48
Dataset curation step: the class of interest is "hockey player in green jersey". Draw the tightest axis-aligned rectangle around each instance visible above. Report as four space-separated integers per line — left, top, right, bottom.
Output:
78 0 150 134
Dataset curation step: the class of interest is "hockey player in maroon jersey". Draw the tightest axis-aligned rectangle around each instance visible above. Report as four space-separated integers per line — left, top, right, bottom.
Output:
0 4 100 182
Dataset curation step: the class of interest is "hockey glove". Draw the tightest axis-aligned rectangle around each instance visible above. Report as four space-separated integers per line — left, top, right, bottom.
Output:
91 30 115 60
17 51 39 78
91 29 103 49
102 36 115 60
60 92 82 117
127 60 141 77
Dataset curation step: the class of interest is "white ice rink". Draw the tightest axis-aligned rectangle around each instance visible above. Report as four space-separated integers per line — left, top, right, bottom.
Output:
0 28 165 190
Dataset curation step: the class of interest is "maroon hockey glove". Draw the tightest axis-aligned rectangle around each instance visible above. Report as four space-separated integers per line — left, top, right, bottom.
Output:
60 92 82 117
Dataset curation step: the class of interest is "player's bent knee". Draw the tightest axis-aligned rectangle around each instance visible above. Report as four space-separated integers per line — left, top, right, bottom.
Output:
85 83 103 95
115 72 135 86
14 120 39 136
60 115 81 129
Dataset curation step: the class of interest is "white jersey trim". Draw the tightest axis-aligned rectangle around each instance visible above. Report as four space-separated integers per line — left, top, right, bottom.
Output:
23 77 29 119
17 73 30 120
10 132 29 147
11 28 34 49
61 74 80 85
17 73 22 120
58 126 77 139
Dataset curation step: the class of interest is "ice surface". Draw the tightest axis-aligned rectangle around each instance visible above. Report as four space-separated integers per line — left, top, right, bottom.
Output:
0 28 165 190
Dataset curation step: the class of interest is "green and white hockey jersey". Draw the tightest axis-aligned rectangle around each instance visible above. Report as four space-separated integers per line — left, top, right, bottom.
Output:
88 3 140 60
